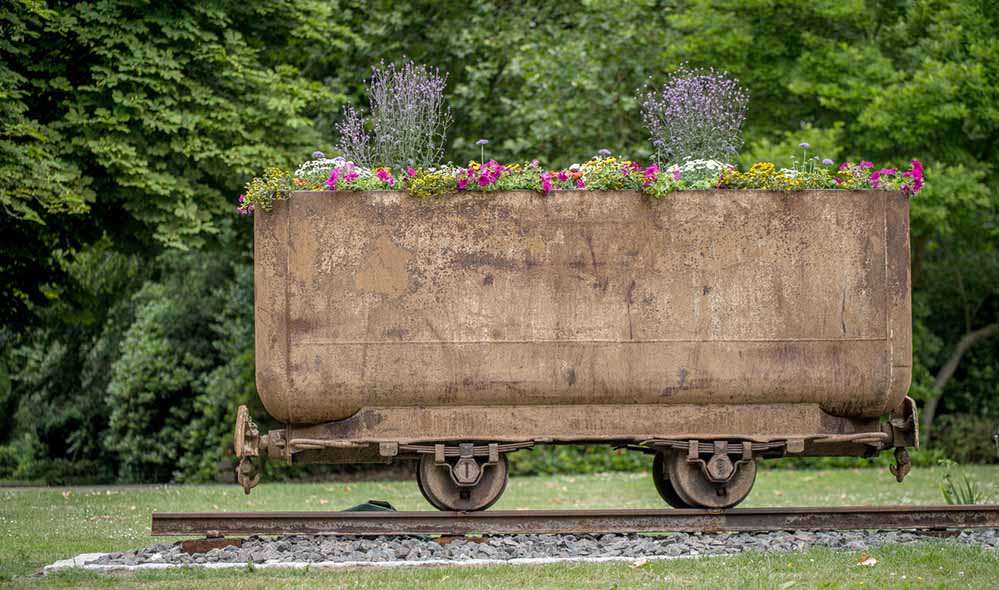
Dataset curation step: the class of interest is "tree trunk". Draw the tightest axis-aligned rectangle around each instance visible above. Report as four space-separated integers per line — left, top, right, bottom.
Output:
921 322 999 445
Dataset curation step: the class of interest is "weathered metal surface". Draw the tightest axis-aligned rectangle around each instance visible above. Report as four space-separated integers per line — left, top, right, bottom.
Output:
255 190 911 426
276 403 881 449
152 505 999 536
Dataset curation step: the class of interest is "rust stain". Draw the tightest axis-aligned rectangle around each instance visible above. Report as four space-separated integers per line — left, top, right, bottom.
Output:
354 235 412 297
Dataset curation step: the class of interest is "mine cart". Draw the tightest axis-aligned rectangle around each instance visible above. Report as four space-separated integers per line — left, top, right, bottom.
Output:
234 189 917 509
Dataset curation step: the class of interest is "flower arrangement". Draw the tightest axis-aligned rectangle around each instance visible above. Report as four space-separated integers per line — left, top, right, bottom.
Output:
236 61 925 213
238 153 925 213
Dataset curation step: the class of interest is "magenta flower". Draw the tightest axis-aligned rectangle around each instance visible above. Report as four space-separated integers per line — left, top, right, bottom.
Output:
557 170 569 182
576 178 586 189
859 161 874 169
540 171 552 195
901 159 924 195
672 168 682 181
457 177 468 190
327 168 340 189
376 168 394 186
869 167 897 188
643 163 659 185
407 166 417 177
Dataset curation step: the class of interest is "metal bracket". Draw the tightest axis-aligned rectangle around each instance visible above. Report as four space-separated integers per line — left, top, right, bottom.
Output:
889 446 912 483
887 396 919 449
684 440 755 484
233 405 262 494
233 405 260 459
885 396 917 483
236 456 260 495
426 442 504 488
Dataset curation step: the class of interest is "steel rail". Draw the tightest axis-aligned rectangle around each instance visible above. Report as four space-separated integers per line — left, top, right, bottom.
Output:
152 505 999 537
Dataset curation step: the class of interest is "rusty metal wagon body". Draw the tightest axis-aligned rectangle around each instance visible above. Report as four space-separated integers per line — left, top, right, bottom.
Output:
235 189 917 509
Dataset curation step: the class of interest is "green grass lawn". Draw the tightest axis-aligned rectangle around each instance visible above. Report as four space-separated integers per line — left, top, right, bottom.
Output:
2 464 997 589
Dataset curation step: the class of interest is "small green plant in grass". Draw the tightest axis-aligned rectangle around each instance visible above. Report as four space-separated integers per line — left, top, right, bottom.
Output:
940 460 995 505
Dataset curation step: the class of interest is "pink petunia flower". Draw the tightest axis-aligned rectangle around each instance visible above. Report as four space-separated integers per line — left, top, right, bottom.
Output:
643 163 659 185
540 171 552 195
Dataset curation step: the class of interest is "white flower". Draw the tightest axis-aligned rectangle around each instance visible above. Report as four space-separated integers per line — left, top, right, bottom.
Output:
677 159 730 172
294 157 346 179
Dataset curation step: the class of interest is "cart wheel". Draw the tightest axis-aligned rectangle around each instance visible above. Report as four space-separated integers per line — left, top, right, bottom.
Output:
416 453 509 511
652 452 691 508
666 449 757 509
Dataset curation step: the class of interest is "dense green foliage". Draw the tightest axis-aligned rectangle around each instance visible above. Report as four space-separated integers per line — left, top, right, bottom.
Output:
1 0 996 482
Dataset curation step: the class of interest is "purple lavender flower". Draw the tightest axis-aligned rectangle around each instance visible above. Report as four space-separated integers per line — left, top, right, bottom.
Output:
475 139 489 162
799 142 811 149
312 151 325 159
598 149 611 156
475 139 489 145
335 104 372 167
822 158 834 166
337 60 452 168
641 64 749 163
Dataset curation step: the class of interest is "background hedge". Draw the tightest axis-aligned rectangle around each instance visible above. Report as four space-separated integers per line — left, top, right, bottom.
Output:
1 0 996 482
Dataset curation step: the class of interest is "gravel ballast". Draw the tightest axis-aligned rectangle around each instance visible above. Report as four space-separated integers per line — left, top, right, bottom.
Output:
45 529 998 573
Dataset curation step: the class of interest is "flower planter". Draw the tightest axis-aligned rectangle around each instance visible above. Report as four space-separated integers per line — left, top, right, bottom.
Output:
235 188 917 507
254 189 910 423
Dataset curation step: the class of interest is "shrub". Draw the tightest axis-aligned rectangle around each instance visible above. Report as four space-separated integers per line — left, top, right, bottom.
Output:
932 414 999 464
641 64 749 164
508 445 648 476
337 61 452 169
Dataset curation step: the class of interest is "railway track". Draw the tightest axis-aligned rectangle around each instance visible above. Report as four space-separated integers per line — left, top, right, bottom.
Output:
152 505 999 538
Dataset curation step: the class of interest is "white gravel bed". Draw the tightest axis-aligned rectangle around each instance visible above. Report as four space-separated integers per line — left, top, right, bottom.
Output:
45 529 998 574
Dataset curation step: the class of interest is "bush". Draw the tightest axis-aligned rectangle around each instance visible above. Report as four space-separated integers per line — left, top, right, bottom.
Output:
640 64 749 164
932 414 999 464
508 445 648 476
337 60 452 169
